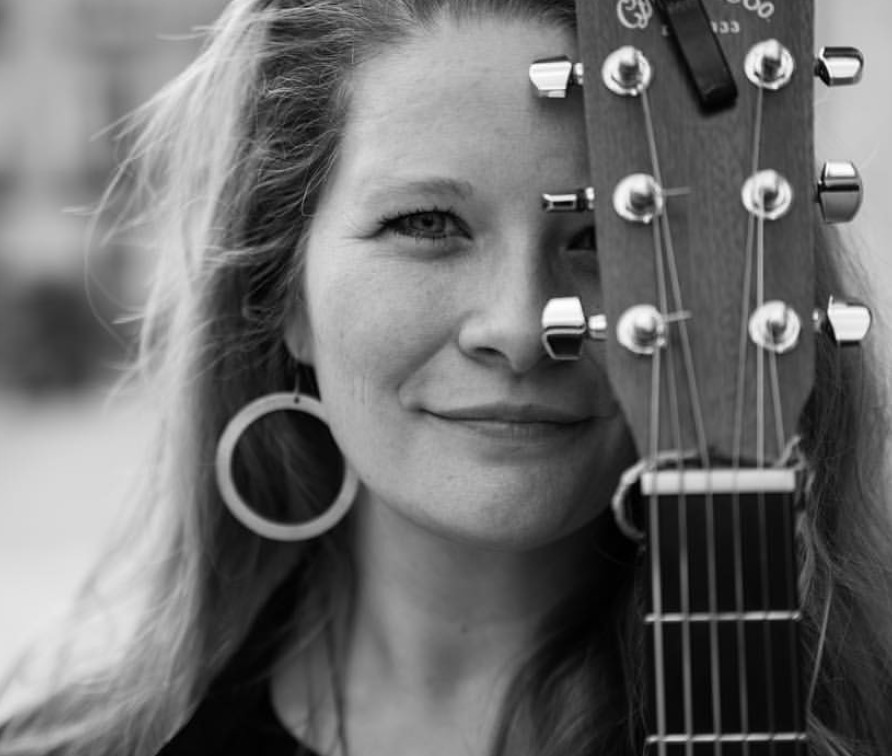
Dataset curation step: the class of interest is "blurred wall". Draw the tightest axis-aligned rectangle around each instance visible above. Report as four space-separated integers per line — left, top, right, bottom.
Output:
816 1 892 317
0 0 226 392
0 0 227 699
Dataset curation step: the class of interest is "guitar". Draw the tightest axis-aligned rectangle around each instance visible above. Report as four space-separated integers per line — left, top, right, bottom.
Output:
530 1 868 754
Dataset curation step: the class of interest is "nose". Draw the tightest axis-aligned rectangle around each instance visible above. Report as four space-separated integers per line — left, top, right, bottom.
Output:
456 242 551 374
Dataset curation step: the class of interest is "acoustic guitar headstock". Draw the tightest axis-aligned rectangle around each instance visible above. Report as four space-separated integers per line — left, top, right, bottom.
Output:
534 0 868 468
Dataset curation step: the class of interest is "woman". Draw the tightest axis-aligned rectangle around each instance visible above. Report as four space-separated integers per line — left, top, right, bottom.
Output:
2 1 891 754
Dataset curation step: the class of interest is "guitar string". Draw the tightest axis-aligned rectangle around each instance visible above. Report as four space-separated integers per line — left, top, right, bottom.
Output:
732 210 756 468
658 206 709 467
755 217 772 754
732 210 756 756
657 216 696 756
731 79 768 755
640 88 709 468
755 215 772 753
784 471 805 739
655 170 726 749
649 345 668 756
753 88 782 753
757 489 778 752
757 93 808 751
647 106 725 749
769 353 786 457
641 86 669 756
756 214 766 469
641 87 709 753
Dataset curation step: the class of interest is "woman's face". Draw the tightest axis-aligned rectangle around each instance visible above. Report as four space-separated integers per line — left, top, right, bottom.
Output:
289 16 636 549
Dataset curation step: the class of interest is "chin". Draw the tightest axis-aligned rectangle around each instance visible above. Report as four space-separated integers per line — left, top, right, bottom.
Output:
409 493 605 552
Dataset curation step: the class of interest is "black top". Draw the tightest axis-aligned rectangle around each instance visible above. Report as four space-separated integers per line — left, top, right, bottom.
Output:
157 569 321 756
156 679 317 756
0 571 323 755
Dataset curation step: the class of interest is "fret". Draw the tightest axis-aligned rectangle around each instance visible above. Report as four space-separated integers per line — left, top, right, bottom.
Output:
647 733 808 744
645 611 802 623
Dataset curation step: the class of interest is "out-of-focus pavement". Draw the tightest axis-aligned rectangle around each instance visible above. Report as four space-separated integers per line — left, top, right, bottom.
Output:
0 389 155 678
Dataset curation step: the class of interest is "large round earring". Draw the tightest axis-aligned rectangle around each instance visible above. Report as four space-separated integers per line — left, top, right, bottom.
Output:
215 390 358 541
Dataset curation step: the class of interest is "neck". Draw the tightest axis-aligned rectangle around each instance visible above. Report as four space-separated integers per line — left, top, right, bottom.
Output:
346 489 613 700
272 492 624 756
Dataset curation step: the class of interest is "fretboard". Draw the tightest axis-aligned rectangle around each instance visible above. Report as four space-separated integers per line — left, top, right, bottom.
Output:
640 469 805 756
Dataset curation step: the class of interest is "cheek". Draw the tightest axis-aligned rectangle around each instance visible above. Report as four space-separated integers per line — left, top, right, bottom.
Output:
304 251 450 411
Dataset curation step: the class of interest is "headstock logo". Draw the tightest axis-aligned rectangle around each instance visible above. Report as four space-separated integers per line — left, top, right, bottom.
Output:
725 0 775 20
617 0 654 30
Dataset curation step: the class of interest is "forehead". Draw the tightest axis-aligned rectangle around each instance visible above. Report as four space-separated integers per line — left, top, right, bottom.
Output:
333 17 587 191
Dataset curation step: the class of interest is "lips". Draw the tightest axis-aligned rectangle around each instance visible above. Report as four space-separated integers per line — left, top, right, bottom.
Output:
425 403 591 425
423 404 592 443
425 402 592 446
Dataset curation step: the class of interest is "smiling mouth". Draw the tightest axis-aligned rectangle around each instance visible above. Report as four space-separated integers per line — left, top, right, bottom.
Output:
423 409 592 442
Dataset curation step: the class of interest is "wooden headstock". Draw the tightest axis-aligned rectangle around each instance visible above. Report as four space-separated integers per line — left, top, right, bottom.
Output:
535 0 865 468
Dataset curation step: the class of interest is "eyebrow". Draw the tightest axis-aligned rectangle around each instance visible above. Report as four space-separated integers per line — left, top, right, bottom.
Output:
358 176 476 207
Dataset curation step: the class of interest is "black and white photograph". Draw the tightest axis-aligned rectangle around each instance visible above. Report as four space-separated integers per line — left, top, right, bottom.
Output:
1 2 891 755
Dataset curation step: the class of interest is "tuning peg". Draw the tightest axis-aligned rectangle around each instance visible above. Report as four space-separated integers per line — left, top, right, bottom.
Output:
816 161 863 224
813 297 872 345
541 187 595 213
815 47 864 87
602 46 653 97
529 56 584 98
745 39 795 91
541 297 606 361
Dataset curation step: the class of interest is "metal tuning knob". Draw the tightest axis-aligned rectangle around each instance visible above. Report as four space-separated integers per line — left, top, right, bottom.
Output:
541 297 606 361
749 301 801 354
815 47 864 87
745 39 795 91
613 174 663 224
541 187 595 213
529 56 584 98
612 306 692 356
602 46 652 97
814 297 872 345
816 161 863 224
742 169 793 221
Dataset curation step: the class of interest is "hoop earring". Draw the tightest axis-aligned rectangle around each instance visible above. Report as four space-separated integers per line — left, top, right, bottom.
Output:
215 391 358 541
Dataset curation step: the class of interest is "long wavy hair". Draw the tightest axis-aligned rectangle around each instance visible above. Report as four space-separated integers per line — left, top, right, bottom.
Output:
1 1 891 755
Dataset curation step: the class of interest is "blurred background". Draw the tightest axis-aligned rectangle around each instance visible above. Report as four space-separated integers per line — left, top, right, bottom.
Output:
0 0 890 683
0 0 228 684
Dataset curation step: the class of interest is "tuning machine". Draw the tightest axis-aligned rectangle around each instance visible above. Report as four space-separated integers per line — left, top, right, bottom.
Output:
529 56 584 98
813 297 872 346
541 187 595 213
816 161 863 224
745 39 795 91
815 47 864 87
541 297 606 361
813 46 865 224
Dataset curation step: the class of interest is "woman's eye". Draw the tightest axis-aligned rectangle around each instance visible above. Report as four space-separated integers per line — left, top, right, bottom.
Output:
382 210 466 242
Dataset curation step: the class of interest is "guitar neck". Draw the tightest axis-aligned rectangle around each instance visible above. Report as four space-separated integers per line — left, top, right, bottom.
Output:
528 0 867 751
640 469 805 755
